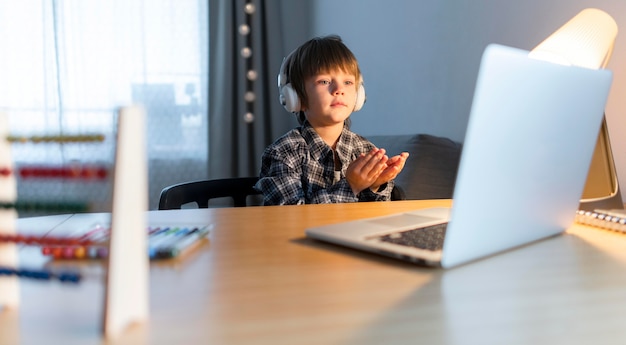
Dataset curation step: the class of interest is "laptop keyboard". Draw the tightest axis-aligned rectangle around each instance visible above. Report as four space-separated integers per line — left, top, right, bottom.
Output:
376 223 447 251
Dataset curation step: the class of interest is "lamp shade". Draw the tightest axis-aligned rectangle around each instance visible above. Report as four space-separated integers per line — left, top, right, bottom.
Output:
529 8 623 211
529 8 617 69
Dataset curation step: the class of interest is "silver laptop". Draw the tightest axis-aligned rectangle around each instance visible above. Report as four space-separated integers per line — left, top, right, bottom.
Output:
305 44 613 268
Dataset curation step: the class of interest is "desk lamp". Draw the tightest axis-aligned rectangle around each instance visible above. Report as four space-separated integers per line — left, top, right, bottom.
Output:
529 8 621 211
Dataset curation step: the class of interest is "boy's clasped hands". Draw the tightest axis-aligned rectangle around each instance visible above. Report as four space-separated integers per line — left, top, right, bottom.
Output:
346 148 409 195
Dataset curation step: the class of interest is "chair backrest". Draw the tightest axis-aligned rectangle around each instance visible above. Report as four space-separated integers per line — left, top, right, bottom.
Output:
159 176 405 210
390 185 405 201
158 177 261 210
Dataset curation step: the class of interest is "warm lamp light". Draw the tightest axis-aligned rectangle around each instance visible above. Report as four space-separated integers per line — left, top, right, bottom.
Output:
529 8 617 69
529 8 622 211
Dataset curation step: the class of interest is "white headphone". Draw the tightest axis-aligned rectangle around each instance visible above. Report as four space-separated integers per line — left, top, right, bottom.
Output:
277 54 366 113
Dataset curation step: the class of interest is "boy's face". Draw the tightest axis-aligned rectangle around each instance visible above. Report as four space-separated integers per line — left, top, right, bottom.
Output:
303 69 358 128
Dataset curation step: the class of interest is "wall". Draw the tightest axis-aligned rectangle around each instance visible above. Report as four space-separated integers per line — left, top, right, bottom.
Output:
278 0 626 200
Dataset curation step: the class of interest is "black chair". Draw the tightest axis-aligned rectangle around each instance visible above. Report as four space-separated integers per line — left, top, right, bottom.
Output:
158 177 405 210
391 185 405 201
158 177 261 210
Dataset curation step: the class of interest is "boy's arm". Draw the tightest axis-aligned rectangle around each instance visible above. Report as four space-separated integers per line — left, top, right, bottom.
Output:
358 180 394 202
257 150 306 206
307 178 359 204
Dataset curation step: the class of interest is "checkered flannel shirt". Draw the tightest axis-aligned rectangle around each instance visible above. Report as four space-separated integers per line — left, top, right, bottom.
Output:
256 121 393 205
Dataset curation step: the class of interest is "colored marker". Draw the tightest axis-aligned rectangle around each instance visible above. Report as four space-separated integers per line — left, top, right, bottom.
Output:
148 227 195 258
38 225 210 260
0 265 81 284
153 226 210 259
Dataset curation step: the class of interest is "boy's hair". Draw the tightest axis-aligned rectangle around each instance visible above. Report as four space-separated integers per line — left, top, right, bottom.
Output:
284 35 362 125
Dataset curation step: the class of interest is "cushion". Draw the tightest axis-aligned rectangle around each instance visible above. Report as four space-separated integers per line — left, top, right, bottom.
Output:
368 134 462 200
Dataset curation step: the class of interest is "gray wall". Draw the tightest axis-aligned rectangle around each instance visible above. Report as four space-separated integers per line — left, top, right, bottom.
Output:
278 0 626 200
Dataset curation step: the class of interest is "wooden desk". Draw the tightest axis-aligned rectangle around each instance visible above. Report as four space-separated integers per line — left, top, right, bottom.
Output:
3 199 626 345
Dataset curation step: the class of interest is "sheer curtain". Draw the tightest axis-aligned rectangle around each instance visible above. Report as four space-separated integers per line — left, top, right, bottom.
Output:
0 0 208 213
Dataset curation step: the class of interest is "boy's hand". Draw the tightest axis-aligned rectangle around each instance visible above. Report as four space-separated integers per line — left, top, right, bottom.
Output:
346 148 388 194
370 152 409 192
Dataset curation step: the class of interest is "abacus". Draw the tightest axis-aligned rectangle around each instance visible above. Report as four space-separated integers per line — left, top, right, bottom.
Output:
0 106 148 338
11 131 112 216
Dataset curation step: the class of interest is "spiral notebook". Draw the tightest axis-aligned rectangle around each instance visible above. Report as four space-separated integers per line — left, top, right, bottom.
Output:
575 209 626 232
306 44 613 268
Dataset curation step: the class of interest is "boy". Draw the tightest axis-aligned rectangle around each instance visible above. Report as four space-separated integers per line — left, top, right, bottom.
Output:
256 35 409 205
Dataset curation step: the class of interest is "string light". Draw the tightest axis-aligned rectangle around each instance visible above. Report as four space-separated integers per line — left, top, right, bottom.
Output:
244 112 254 123
238 24 250 36
246 70 257 81
244 91 256 102
244 3 256 14
241 0 255 124
240 47 252 58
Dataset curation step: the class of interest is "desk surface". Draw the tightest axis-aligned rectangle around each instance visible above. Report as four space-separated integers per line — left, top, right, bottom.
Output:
2 200 626 345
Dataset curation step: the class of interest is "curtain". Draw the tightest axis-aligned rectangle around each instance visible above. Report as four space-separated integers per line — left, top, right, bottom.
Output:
0 0 209 212
208 0 297 179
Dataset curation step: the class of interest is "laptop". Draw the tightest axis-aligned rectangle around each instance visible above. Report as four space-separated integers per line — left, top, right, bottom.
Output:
305 44 613 268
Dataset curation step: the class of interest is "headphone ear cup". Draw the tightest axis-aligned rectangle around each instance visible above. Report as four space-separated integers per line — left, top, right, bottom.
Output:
278 55 302 113
353 83 366 112
280 83 301 113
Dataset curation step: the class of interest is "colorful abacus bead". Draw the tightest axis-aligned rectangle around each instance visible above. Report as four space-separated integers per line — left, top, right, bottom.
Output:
0 233 98 247
0 201 90 213
7 134 105 143
41 246 52 255
74 246 87 259
18 165 109 180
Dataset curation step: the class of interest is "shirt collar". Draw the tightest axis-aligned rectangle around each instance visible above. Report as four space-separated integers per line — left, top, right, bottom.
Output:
300 121 329 160
334 129 355 165
299 120 354 163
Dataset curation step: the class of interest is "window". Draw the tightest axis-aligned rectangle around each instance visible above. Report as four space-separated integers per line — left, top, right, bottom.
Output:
0 0 209 213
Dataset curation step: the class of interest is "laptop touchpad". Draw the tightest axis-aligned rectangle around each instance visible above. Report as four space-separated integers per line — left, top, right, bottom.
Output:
367 214 441 228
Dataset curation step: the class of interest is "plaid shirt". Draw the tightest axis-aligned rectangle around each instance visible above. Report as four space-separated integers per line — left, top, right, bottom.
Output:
256 121 393 205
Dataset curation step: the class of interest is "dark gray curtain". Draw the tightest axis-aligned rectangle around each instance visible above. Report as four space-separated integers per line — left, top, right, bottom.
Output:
208 0 297 179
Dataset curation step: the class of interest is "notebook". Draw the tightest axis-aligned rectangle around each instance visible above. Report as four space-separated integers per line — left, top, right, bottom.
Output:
305 44 613 268
575 208 626 233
